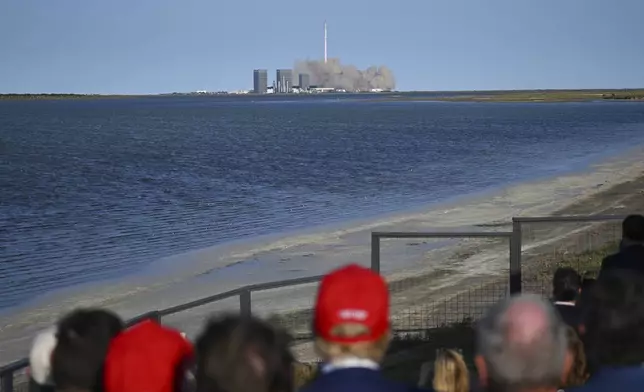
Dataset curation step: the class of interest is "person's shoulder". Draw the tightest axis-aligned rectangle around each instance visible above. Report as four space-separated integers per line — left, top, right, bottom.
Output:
601 252 618 267
408 387 434 392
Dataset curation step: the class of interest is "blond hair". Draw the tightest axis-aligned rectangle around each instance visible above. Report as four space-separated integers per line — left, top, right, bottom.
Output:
292 362 317 390
433 349 469 392
314 323 390 362
563 327 588 388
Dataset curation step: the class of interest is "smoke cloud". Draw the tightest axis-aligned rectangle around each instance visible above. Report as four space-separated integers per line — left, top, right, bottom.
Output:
294 58 396 91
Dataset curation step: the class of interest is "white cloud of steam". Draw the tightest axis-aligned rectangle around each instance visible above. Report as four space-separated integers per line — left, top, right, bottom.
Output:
294 58 396 91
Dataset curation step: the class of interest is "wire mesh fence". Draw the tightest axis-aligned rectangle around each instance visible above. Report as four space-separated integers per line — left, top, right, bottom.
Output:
517 216 622 297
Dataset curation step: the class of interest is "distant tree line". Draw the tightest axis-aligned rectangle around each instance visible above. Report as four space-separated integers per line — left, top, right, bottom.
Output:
0 93 133 100
601 92 644 100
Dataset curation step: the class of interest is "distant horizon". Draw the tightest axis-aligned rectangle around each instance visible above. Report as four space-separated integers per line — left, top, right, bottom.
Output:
2 87 644 96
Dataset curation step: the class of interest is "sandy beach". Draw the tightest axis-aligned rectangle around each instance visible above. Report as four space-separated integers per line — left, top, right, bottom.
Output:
1 146 644 365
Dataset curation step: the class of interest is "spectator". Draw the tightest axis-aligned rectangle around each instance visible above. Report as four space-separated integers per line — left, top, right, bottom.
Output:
475 294 571 392
194 314 293 392
599 214 644 276
28 327 57 392
571 270 644 391
562 327 587 389
431 349 469 392
51 309 124 392
104 318 194 392
302 263 428 392
552 267 582 329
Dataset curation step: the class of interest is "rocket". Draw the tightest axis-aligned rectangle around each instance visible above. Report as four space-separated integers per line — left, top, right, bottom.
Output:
324 20 327 64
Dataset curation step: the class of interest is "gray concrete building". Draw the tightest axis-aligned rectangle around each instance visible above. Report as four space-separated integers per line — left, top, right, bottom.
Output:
298 74 310 90
276 69 293 93
253 69 268 94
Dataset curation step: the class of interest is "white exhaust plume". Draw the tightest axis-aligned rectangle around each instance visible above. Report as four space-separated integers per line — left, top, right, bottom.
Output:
294 58 396 91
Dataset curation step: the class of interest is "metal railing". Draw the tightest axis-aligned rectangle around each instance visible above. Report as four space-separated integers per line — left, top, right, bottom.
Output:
0 215 629 391
512 214 627 296
371 230 517 292
0 276 334 392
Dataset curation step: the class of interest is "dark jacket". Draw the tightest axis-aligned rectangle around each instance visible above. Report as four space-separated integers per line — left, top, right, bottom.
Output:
28 379 55 392
567 366 644 392
599 244 644 277
554 302 581 329
300 368 430 392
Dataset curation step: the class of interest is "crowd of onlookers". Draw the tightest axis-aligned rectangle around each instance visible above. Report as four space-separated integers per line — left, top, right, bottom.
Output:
17 214 644 392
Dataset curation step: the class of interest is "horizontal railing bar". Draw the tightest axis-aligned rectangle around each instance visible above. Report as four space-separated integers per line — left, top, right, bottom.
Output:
126 311 160 327
373 231 513 238
159 288 243 317
159 275 327 317
0 358 29 375
244 274 324 292
513 215 627 223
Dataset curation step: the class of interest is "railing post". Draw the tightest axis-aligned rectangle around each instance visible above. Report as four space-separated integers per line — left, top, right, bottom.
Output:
371 233 381 273
1 371 14 392
510 219 522 294
150 310 161 323
240 289 252 318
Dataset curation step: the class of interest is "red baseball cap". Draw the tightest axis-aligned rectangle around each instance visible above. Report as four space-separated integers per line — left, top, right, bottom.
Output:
104 320 193 392
314 264 389 344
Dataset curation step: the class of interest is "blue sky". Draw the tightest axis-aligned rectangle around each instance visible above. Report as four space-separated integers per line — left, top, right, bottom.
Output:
1 0 643 94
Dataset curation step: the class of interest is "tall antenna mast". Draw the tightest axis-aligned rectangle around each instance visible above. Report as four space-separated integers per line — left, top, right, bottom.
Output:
324 20 327 63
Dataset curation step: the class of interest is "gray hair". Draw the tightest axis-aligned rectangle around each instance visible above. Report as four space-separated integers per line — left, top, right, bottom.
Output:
476 294 568 391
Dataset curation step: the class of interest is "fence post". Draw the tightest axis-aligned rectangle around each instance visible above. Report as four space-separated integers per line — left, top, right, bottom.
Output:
510 219 522 294
1 371 13 392
240 289 252 318
371 233 381 273
150 310 161 323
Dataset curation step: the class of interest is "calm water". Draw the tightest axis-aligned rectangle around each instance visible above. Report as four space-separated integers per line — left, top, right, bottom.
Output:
2 96 644 310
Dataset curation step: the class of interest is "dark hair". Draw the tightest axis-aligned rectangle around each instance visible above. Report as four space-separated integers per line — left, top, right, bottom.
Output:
552 267 581 302
622 214 644 242
578 270 644 372
51 309 124 391
195 315 294 392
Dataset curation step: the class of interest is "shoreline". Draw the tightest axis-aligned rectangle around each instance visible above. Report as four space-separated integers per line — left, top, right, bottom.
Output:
1 147 643 364
3 131 635 317
2 89 644 102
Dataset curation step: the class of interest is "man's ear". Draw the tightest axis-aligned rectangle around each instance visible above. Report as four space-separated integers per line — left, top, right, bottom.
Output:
474 355 488 387
247 349 266 378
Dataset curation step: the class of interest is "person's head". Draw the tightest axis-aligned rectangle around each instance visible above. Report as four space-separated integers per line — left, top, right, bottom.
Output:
29 327 58 387
552 267 581 303
621 214 644 243
562 327 587 388
433 349 469 392
104 319 194 392
475 294 571 392
51 308 124 392
195 315 294 392
313 264 391 363
577 269 644 372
